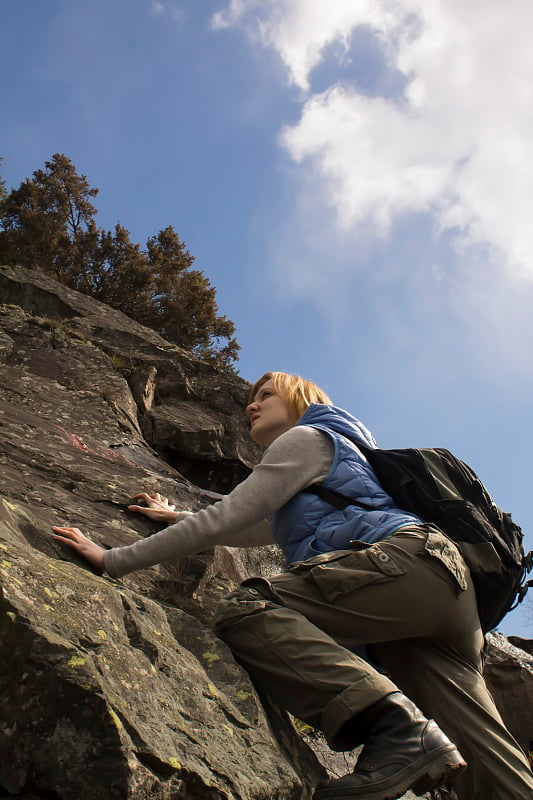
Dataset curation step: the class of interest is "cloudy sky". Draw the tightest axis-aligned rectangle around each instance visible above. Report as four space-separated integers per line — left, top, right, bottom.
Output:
2 0 533 634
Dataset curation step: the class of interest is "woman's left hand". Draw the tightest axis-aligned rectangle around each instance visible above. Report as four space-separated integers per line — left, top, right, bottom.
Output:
127 492 179 522
52 526 106 572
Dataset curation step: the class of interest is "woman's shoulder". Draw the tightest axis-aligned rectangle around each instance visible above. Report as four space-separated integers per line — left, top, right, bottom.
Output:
280 424 332 446
290 423 327 437
264 424 334 464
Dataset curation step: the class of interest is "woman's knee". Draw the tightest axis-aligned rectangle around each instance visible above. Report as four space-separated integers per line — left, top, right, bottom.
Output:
214 579 276 638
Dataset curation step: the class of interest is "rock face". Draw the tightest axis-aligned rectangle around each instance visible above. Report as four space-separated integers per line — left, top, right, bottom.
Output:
0 265 531 800
0 265 322 799
484 632 533 756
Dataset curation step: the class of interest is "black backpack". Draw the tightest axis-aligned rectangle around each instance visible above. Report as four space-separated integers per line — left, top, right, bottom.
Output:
306 444 533 633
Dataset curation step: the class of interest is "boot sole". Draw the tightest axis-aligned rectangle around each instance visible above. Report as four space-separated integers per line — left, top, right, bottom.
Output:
313 743 466 800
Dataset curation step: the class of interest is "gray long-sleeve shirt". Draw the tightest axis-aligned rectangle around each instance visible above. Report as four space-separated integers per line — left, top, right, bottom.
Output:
104 426 334 578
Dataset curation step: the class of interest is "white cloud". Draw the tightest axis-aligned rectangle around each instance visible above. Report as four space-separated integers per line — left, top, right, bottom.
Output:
213 0 533 280
213 0 392 90
281 87 454 233
151 2 185 25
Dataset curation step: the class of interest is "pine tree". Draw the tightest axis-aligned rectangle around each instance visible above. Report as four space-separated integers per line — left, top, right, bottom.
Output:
90 223 153 320
0 154 98 282
0 156 240 370
145 226 240 367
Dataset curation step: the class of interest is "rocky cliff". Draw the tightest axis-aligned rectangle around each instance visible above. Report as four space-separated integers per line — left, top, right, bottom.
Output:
0 264 531 800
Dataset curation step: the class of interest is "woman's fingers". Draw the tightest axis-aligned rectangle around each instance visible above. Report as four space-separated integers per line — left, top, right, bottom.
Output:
52 526 84 543
52 526 92 548
127 504 178 521
127 491 178 520
52 526 106 571
131 492 153 503
127 504 150 514
131 492 169 502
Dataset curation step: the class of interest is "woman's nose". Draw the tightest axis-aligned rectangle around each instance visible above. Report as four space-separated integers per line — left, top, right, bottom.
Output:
246 401 259 415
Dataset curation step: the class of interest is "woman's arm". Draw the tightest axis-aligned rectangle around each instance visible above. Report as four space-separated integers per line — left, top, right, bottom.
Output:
104 425 333 578
53 426 333 578
127 494 275 546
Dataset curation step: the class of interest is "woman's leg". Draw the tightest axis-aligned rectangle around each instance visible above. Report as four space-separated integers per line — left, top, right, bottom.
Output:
215 575 399 742
215 529 473 740
214 528 532 798
375 637 533 800
213 550 465 798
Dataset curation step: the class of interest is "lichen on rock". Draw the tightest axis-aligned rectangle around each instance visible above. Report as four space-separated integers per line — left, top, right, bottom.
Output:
0 265 323 800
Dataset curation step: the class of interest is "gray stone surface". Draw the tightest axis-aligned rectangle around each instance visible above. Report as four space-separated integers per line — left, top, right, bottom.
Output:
484 631 533 755
0 265 321 799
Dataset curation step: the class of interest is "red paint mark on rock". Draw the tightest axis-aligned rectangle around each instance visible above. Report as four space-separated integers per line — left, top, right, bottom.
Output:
55 426 93 453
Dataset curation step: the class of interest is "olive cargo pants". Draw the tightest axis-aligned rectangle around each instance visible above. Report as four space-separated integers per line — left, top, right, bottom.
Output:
214 526 533 800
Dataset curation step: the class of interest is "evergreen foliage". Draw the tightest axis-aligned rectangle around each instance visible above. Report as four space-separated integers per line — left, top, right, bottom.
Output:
0 154 239 371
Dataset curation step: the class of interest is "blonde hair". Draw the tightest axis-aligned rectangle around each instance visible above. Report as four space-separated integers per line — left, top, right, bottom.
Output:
249 371 332 424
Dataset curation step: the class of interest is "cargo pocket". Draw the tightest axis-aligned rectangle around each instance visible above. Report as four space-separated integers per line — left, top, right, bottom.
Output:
291 545 407 602
418 530 468 596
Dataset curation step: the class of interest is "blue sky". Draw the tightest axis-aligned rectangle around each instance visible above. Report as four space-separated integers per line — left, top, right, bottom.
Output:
2 0 533 635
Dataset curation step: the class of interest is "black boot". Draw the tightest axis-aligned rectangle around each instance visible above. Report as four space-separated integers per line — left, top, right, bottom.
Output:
313 692 466 800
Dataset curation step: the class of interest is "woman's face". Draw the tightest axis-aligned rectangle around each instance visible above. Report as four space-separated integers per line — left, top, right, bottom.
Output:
246 379 293 447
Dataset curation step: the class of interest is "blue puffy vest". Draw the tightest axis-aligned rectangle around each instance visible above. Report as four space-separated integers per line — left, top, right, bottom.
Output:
269 404 423 568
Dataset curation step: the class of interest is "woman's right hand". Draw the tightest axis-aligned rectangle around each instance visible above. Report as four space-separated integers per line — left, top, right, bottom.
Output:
127 492 180 522
52 526 106 572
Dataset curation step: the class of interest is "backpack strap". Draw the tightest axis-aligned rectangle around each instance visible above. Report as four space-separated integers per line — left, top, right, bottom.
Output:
509 553 533 610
